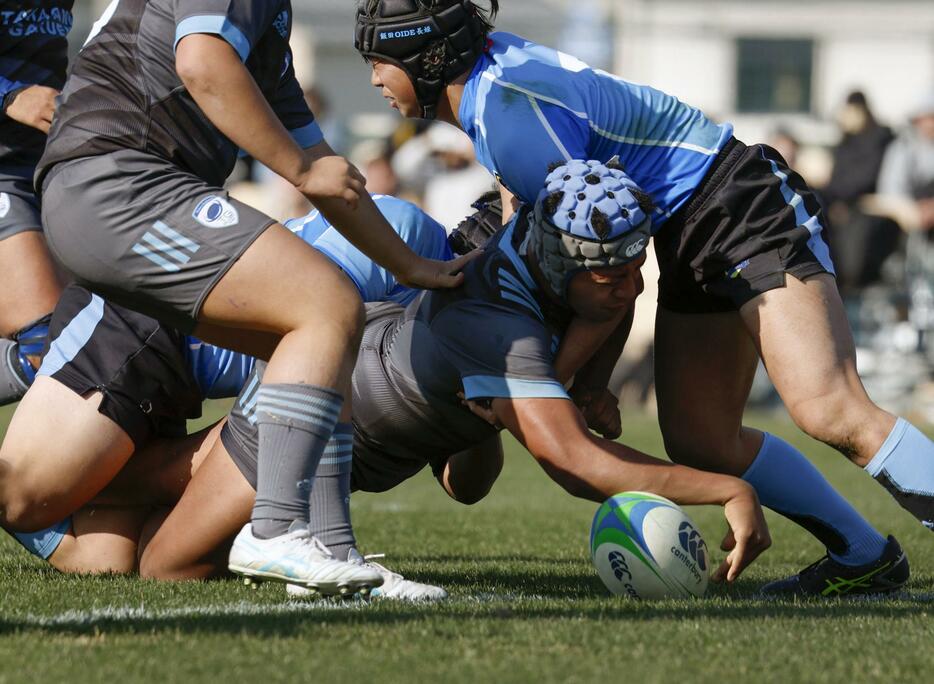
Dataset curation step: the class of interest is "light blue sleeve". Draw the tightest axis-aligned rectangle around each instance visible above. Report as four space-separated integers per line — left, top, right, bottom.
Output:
306 195 453 306
480 85 590 204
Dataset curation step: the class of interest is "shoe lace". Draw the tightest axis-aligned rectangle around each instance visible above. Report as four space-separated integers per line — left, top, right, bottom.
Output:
362 553 402 581
306 535 336 559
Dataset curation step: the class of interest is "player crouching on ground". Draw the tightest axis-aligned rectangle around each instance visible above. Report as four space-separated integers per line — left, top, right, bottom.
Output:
156 159 774 588
1 161 772 591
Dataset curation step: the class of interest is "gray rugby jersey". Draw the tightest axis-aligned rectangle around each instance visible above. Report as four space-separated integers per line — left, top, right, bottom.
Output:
0 1 74 170
358 214 569 458
37 0 318 189
229 210 570 464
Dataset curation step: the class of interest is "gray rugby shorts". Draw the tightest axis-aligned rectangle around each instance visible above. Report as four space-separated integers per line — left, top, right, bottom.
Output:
0 168 42 241
40 150 276 333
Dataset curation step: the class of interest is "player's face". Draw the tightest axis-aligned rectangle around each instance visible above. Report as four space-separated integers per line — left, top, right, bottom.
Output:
566 253 647 322
369 59 419 117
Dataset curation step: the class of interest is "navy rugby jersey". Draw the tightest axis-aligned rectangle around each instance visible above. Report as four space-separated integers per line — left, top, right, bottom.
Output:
460 32 733 229
0 1 73 170
37 0 319 189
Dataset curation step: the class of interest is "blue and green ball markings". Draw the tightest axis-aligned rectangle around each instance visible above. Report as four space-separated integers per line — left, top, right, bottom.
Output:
590 491 709 599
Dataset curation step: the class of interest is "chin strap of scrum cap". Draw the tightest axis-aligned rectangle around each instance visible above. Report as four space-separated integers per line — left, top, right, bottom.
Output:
355 0 488 119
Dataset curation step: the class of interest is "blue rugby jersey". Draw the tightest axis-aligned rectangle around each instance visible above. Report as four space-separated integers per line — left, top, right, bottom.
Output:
459 32 733 229
0 1 74 169
185 195 453 398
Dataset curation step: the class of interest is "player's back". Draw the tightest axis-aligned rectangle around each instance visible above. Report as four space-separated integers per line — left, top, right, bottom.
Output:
462 32 733 225
38 0 300 189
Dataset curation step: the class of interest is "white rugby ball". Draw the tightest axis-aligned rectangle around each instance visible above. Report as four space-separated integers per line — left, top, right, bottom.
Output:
590 491 709 599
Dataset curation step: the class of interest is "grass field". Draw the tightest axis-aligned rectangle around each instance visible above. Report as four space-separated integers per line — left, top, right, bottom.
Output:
0 401 932 683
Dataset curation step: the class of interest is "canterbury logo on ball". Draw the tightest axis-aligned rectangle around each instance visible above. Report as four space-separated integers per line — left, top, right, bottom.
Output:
678 521 707 571
608 551 639 598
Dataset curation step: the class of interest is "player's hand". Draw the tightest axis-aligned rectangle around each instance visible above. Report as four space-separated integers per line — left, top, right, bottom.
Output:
295 154 367 209
458 392 504 429
396 249 481 290
712 484 770 583
569 385 621 439
4 85 58 133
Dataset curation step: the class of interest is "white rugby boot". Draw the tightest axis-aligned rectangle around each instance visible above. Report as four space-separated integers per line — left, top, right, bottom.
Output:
228 523 383 597
286 549 448 601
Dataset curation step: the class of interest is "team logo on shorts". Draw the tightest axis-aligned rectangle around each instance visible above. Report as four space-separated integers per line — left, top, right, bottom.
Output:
0 192 10 219
193 196 239 229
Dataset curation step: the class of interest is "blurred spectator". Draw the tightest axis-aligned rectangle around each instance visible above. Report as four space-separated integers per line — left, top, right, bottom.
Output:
877 91 934 232
304 86 347 155
393 123 493 230
824 90 900 295
768 126 800 169
421 125 495 233
349 138 401 197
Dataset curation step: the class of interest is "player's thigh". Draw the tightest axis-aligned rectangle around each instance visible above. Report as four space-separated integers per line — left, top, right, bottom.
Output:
739 273 894 453
101 420 226 506
0 376 134 530
0 232 63 335
439 434 504 505
654 307 760 471
48 505 150 575
198 223 364 338
139 439 254 580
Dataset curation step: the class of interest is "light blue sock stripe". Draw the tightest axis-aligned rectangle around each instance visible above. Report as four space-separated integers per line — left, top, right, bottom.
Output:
319 454 353 466
257 388 342 418
256 397 340 425
255 403 339 428
259 386 343 408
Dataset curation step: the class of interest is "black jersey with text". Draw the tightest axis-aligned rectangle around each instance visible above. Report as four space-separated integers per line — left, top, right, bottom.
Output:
37 0 317 189
0 1 74 170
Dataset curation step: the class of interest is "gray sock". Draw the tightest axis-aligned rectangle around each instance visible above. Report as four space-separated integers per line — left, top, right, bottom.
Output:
308 422 356 560
251 383 343 539
0 338 29 406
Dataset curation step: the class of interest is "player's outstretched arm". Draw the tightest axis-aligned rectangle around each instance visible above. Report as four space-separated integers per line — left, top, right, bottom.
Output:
175 35 473 290
494 396 771 581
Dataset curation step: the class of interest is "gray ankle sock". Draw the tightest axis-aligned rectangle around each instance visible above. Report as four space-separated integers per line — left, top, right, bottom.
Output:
308 422 355 560
251 383 342 539
0 338 29 406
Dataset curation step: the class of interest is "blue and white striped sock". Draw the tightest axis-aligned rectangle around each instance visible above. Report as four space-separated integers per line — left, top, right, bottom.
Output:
251 383 342 539
308 422 356 560
864 418 934 531
743 432 887 566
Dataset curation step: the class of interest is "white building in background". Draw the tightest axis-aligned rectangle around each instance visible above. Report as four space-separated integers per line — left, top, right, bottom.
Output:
612 0 934 145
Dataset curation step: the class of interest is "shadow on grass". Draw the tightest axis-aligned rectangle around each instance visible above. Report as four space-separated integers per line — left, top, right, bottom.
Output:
2 587 932 638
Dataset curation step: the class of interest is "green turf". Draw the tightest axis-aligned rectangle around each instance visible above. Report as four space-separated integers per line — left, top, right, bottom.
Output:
1 402 932 683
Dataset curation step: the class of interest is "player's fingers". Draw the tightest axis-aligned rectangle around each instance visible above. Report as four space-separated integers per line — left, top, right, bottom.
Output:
446 249 482 274
341 188 360 210
720 527 736 552
726 536 750 582
712 558 730 584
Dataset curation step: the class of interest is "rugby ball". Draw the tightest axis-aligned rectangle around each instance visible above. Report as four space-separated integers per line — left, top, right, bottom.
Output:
590 491 709 599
